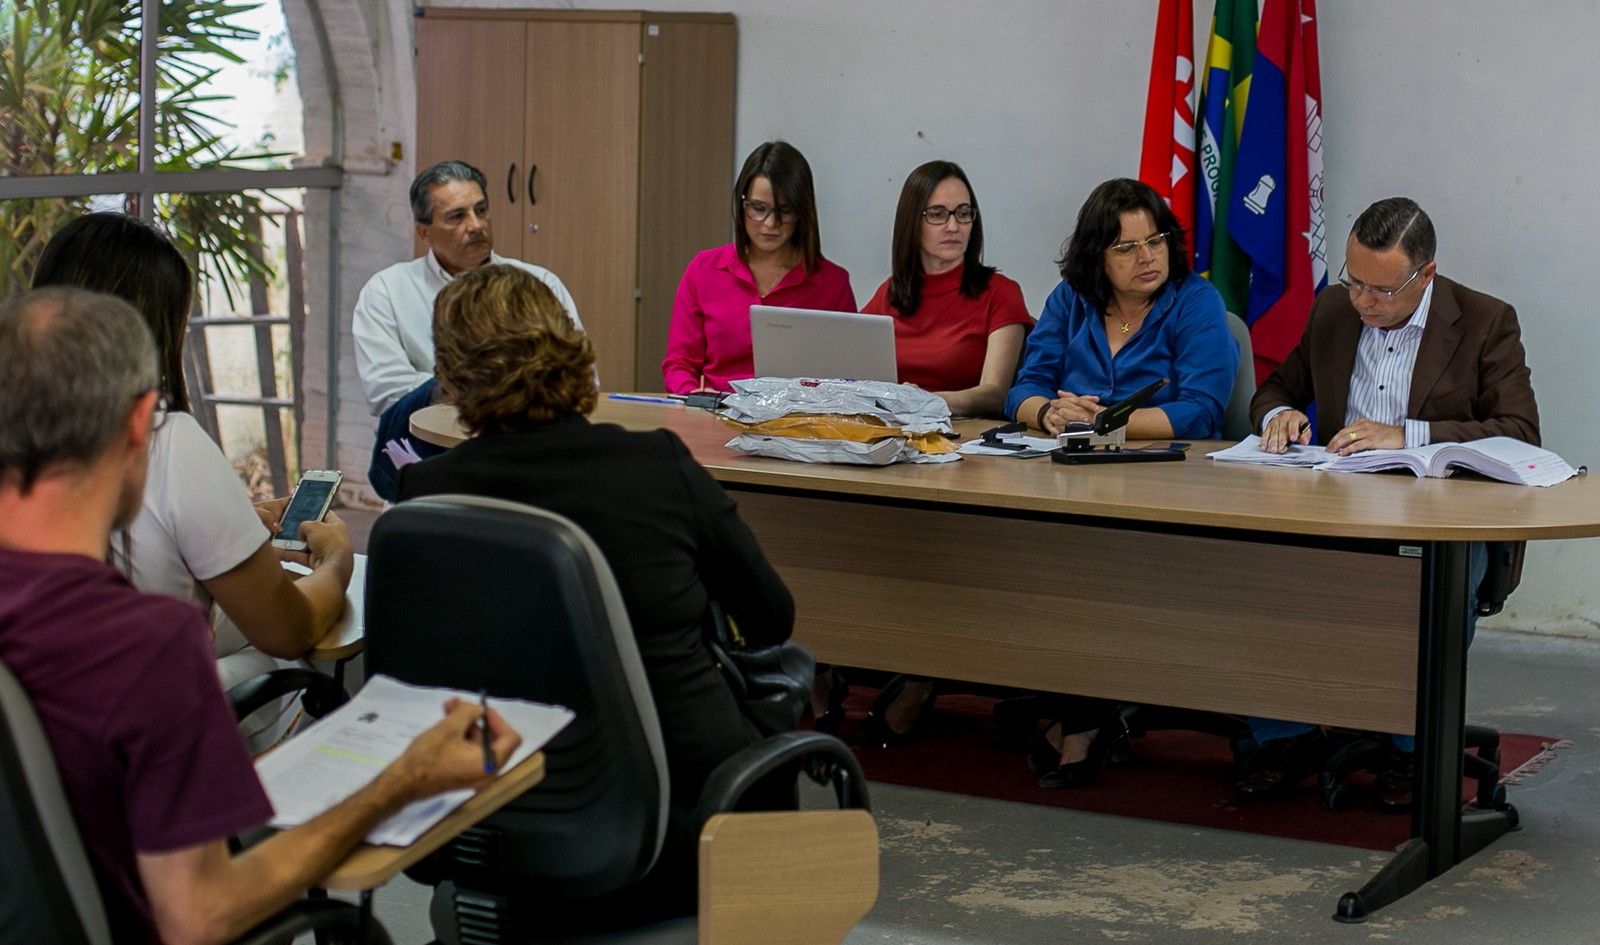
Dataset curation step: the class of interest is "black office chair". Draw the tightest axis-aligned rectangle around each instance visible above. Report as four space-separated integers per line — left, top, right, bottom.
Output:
1318 541 1525 811
227 666 350 727
364 495 873 944
0 660 388 945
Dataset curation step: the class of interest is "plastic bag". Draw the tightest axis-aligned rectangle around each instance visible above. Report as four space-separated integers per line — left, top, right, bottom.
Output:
719 377 953 434
717 377 960 465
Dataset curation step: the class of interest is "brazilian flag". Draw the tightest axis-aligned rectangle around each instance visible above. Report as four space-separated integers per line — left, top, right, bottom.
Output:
1194 0 1257 317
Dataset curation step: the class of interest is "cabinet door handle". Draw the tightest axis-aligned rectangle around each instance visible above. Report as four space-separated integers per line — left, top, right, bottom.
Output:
527 164 538 206
507 163 518 203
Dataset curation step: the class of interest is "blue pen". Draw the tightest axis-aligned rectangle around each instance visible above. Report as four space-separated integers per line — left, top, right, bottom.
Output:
607 394 682 406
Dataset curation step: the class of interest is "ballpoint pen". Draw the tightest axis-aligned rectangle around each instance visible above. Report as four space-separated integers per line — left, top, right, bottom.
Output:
478 689 496 775
607 394 681 405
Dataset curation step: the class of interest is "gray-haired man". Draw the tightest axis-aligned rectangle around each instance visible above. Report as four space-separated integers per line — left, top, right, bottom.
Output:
352 159 584 417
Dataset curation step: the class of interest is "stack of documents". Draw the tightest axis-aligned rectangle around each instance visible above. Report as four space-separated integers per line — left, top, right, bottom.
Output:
1207 436 1329 467
256 675 574 846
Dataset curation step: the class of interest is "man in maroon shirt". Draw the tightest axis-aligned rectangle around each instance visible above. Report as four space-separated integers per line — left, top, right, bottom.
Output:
0 286 521 945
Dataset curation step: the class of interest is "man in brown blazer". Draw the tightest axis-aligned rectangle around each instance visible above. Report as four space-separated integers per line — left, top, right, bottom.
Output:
1234 197 1539 811
1254 197 1539 454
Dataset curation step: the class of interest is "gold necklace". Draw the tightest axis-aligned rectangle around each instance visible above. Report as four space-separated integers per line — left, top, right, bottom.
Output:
1107 303 1150 334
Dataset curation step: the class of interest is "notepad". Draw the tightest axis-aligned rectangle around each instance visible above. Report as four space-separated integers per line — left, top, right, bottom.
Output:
1316 437 1577 487
256 675 573 846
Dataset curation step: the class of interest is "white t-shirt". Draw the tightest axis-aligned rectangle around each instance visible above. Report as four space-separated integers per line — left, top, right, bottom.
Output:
351 250 584 416
118 412 298 750
122 411 268 618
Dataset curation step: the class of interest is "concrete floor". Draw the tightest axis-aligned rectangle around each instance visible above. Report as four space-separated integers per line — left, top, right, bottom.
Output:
332 509 1600 943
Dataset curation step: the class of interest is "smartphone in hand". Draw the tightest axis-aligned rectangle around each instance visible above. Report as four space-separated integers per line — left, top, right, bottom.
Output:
271 470 343 551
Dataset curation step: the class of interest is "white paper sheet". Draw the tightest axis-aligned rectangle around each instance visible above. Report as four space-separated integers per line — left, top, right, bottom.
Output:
957 434 1062 457
255 674 573 846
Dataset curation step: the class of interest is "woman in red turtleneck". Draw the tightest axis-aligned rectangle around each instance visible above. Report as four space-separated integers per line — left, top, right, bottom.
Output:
860 160 1032 416
825 161 1032 748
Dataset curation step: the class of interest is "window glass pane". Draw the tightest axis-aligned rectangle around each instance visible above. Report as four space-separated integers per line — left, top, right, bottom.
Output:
164 0 303 171
0 194 132 299
161 188 307 498
0 3 140 176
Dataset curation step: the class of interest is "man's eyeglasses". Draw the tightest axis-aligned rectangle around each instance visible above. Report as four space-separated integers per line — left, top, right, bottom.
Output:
742 199 797 224
143 391 170 432
1106 233 1170 258
1338 263 1424 302
922 204 977 226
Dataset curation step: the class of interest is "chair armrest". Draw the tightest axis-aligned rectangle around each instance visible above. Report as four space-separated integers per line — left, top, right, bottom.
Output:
226 668 348 724
695 731 869 828
230 897 392 945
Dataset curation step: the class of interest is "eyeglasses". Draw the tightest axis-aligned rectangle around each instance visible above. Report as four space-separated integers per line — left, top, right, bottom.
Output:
742 198 797 224
922 204 977 226
1107 233 1170 258
1338 263 1424 302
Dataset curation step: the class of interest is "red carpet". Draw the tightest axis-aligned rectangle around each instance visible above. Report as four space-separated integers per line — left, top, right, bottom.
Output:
831 687 1567 851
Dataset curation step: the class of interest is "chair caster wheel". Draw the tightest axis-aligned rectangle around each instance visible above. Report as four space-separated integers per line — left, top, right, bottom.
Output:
1320 775 1357 812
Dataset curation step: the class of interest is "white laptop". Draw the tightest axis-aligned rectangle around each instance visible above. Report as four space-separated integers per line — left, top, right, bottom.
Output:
749 305 899 383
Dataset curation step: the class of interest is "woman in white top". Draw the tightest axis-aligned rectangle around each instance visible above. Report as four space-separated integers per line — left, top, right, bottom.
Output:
32 213 355 748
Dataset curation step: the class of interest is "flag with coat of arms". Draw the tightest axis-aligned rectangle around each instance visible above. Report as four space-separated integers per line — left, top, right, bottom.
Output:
1225 0 1327 383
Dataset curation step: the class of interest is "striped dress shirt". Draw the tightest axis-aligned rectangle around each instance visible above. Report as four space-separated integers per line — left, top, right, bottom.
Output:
1345 278 1435 448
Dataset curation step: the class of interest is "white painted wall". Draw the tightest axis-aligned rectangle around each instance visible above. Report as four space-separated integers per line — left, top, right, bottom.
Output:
381 0 1600 635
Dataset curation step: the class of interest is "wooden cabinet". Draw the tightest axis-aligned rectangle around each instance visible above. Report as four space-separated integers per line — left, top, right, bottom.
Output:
415 10 737 390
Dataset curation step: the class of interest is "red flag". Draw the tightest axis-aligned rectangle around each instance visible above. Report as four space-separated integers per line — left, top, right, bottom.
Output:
1139 0 1197 243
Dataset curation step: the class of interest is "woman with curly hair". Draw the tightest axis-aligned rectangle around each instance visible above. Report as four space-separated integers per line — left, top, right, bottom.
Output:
396 263 794 921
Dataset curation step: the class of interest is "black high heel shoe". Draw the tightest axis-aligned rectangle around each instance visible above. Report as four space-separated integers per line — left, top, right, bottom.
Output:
859 675 936 748
812 666 848 735
1028 718 1134 789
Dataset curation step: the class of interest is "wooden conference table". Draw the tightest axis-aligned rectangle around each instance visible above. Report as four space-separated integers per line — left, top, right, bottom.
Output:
411 398 1600 920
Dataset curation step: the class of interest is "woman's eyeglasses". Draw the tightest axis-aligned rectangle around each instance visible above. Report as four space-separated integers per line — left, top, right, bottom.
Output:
742 199 797 224
922 204 977 226
1106 233 1171 258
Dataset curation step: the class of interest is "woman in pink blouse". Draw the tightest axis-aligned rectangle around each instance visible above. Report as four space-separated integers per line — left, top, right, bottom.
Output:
661 140 856 393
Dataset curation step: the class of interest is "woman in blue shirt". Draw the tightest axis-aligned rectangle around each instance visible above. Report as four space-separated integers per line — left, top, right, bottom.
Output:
1004 178 1238 788
1006 178 1237 439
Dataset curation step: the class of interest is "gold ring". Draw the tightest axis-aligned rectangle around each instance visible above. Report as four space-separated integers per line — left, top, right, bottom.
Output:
1349 432 1360 441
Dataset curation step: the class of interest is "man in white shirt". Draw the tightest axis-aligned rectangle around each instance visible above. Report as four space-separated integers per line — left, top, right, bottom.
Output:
353 160 584 417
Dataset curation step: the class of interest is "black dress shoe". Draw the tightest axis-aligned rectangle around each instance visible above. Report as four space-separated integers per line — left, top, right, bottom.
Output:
1027 729 1061 776
1030 722 1133 789
859 675 935 748
812 667 848 735
1233 728 1330 802
1376 743 1415 813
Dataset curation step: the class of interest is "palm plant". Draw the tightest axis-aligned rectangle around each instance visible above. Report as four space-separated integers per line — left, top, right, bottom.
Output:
0 0 284 298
